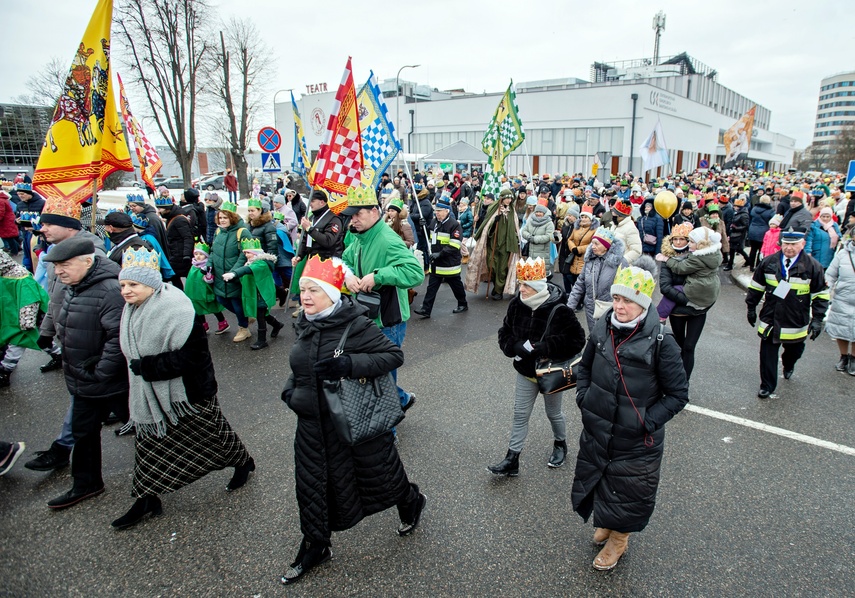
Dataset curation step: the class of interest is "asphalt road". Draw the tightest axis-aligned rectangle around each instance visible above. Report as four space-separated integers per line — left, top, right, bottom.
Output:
1 268 853 597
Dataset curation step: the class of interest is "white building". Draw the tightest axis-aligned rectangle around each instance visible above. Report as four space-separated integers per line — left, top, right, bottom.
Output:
275 53 795 181
813 70 855 148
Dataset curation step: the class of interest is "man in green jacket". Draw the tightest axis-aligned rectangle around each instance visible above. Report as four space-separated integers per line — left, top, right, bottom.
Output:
341 185 424 411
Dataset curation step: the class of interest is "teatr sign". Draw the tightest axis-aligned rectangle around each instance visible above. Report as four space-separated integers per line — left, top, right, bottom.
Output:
305 83 328 94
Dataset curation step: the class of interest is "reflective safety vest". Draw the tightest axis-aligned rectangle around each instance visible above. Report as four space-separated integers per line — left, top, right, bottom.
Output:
429 216 463 276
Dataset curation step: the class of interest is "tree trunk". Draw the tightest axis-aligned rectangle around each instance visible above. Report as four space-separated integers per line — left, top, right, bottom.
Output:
235 153 249 198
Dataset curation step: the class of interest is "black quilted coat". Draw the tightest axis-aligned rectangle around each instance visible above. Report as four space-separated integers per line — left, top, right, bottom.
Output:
54 257 128 400
571 309 688 533
282 297 413 544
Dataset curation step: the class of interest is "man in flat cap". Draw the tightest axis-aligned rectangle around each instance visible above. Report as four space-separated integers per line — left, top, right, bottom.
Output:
42 236 128 509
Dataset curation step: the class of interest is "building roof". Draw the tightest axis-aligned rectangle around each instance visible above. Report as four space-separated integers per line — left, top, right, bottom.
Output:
422 141 487 163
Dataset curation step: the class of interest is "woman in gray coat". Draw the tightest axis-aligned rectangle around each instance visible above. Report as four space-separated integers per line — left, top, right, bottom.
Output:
567 228 628 330
825 238 855 375
520 203 556 277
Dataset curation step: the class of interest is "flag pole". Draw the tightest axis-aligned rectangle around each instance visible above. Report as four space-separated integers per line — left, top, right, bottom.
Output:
90 177 98 233
400 153 431 249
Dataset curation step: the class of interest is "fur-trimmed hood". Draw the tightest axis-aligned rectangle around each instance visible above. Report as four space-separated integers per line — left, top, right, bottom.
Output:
573 217 600 232
249 251 278 263
661 234 691 258
249 211 273 228
584 234 625 267
691 241 722 257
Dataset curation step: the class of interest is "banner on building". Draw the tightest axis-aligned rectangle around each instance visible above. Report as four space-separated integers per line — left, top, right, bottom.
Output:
33 0 133 203
723 106 756 168
639 117 671 173
356 70 401 190
480 81 525 197
291 91 311 177
117 73 161 189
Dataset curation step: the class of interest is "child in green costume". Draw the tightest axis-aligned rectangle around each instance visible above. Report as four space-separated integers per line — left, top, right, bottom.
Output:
224 238 284 350
184 242 229 334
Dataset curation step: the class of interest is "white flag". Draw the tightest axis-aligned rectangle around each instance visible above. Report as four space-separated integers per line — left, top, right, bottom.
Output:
639 118 670 172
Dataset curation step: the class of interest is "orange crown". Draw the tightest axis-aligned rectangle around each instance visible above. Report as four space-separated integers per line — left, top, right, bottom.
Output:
302 255 345 290
516 257 547 282
43 195 82 220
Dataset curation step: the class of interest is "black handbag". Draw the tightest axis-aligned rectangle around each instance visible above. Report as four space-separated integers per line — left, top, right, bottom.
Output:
534 305 582 395
321 321 404 445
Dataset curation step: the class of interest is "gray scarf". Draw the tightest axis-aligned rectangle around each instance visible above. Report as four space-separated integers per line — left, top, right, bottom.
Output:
120 284 197 438
528 212 552 228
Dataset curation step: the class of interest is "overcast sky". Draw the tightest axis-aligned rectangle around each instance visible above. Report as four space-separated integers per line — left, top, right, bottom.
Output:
5 0 853 149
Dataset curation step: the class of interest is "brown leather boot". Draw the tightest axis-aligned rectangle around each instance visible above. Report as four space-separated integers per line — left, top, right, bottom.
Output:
592 531 629 570
592 527 611 546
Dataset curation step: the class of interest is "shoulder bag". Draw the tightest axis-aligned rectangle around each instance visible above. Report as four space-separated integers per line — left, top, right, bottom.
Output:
321 321 404 445
534 305 582 395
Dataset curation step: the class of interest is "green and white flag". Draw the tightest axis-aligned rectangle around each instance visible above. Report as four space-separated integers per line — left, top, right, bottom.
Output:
481 81 525 197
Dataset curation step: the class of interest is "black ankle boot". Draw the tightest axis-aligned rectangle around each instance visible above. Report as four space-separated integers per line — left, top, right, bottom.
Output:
267 315 285 338
487 449 520 476
281 538 333 585
226 457 256 491
111 495 162 529
275 286 289 307
548 440 568 468
836 354 849 372
250 329 268 350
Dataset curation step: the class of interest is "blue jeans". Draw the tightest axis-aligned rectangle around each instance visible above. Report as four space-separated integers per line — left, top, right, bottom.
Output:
55 395 75 449
381 321 411 407
217 295 248 327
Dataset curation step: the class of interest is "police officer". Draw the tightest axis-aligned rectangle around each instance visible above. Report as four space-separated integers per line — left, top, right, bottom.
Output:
746 228 829 398
413 197 468 319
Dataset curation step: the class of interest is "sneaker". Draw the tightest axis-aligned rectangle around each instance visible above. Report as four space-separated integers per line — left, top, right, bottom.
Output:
24 442 70 472
215 320 230 335
202 321 209 332
0 442 25 476
397 492 427 536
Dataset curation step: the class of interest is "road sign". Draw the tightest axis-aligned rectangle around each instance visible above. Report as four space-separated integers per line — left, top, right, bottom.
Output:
755 160 765 169
262 152 281 172
846 160 855 192
699 159 709 168
257 127 281 153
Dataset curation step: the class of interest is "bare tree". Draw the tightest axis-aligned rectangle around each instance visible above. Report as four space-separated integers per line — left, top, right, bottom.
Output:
114 0 210 186
14 57 68 108
830 125 855 173
212 17 273 198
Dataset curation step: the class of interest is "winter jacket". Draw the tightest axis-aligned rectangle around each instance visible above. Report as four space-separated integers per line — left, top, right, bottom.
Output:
805 219 841 269
295 206 344 261
700 216 730 254
54 257 128 400
290 194 307 222
135 320 217 404
663 240 722 309
205 206 218 246
223 173 238 192
282 298 411 543
181 197 207 241
15 194 45 214
164 209 194 277
824 241 855 342
729 205 750 244
428 215 463 276
565 220 598 276
342 218 424 328
497 283 586 378
248 212 281 264
761 228 781 258
138 204 169 260
106 229 154 267
637 203 664 255
747 203 775 243
571 310 688 533
520 215 556 274
612 216 642 264
458 208 474 238
658 236 714 317
0 198 18 238
779 204 813 234
211 220 251 299
410 196 434 236
719 201 734 232
567 237 628 331
746 250 829 344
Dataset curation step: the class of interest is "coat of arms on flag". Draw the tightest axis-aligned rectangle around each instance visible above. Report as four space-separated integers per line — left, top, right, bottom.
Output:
357 71 401 189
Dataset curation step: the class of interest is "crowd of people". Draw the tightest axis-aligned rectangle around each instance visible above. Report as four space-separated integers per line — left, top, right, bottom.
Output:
0 162 852 578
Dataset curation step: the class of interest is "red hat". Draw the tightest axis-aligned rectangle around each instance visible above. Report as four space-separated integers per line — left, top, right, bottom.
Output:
611 198 633 217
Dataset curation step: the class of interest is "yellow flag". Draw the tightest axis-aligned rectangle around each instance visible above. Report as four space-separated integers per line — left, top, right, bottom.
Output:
33 0 132 204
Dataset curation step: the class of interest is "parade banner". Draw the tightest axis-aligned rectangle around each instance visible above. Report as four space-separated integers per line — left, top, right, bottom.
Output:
33 0 133 203
311 57 364 196
481 81 525 197
639 117 670 173
291 91 310 177
117 73 162 190
724 106 756 168
356 71 401 190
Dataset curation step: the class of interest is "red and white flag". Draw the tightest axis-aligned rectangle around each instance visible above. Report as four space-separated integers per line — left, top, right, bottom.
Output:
311 57 364 195
117 73 162 189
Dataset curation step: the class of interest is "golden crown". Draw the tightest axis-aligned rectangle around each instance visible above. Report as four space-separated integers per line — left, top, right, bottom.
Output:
516 257 547 282
122 246 160 272
346 185 378 208
43 195 82 220
612 265 656 299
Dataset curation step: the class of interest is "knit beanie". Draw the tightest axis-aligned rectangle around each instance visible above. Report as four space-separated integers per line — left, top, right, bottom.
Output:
566 203 581 218
119 247 163 291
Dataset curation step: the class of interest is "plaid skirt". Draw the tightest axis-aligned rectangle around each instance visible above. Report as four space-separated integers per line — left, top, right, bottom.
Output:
132 395 251 497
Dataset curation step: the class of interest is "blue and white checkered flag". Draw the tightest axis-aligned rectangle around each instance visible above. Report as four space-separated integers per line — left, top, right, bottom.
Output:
356 71 401 189
291 91 310 177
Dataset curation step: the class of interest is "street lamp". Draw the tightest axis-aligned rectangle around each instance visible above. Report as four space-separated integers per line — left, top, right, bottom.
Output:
395 64 420 169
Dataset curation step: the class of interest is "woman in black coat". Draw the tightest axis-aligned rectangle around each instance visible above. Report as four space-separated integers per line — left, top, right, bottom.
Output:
571 261 688 571
280 258 425 585
746 197 774 271
489 258 586 475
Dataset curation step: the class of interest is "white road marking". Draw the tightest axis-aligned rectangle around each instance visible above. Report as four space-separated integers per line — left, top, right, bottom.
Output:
685 404 855 457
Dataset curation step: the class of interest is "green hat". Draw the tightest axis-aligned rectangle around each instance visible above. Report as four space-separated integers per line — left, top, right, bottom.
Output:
220 201 238 213
620 179 628 186
707 203 721 213
240 237 262 252
387 198 405 212
247 198 263 209
194 242 211 255
499 188 514 199
272 211 285 222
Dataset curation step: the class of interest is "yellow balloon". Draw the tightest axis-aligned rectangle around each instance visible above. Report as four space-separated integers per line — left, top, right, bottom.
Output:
654 190 678 219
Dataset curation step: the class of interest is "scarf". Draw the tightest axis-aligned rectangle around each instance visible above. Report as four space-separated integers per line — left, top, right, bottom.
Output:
305 298 342 322
527 212 552 228
120 284 197 438
610 308 648 330
821 220 839 249
520 286 550 310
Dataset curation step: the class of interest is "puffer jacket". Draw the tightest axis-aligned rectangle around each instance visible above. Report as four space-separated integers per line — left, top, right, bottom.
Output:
805 219 841 269
824 241 855 341
248 211 281 264
54 257 128 399
659 235 717 317
565 219 598 275
662 239 722 309
779 204 813 234
637 200 664 254
729 205 750 244
211 220 251 299
520 214 556 274
571 309 689 533
567 237 628 331
612 216 642 264
497 283 586 378
282 298 411 543
0 197 17 238
748 202 775 243
164 209 194 276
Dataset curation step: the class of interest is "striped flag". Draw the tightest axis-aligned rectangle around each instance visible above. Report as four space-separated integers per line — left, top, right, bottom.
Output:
480 81 525 197
311 57 364 195
356 70 401 190
117 73 162 189
290 91 310 177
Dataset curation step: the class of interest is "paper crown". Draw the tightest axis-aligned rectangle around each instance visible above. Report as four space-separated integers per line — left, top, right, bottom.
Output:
345 185 378 208
122 246 160 272
17 211 40 222
194 242 211 254
126 193 146 204
593 228 615 247
612 198 633 217
272 211 285 221
247 198 263 209
387 198 405 212
130 212 149 228
240 237 262 252
220 201 238 213
16 183 32 192
671 223 694 238
516 257 547 282
154 195 174 206
612 265 656 300
301 255 345 290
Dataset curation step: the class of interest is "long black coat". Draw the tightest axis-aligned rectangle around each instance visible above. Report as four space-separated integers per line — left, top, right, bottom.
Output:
55 257 128 400
164 209 194 277
282 298 411 544
571 310 688 533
